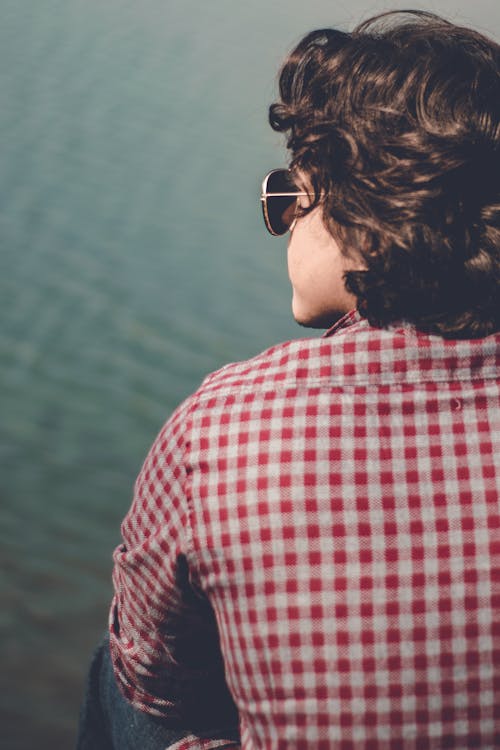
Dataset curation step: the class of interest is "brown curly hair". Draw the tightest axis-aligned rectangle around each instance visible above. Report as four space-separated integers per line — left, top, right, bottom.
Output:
269 10 500 337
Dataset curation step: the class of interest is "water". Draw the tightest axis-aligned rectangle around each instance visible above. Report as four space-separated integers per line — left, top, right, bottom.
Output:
1 1 498 747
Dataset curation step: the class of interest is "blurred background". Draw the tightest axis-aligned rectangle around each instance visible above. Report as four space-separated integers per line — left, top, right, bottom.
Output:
1 1 499 747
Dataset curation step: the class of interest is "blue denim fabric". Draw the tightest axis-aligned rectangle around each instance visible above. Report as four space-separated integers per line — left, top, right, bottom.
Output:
76 634 239 750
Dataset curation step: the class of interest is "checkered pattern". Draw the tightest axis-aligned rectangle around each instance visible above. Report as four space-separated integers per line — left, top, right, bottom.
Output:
110 310 500 749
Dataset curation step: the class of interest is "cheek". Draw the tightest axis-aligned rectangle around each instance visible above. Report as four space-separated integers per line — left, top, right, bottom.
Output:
287 241 306 286
286 214 357 325
288 230 337 295
286 215 319 281
288 245 335 316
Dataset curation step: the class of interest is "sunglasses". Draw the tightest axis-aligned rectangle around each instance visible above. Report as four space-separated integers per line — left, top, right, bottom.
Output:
260 169 308 236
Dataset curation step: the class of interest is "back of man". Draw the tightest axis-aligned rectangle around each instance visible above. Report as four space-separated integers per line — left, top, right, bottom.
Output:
112 311 500 748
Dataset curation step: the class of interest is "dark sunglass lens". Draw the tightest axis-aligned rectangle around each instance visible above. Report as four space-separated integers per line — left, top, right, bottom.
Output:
266 196 297 235
267 169 295 194
264 170 298 235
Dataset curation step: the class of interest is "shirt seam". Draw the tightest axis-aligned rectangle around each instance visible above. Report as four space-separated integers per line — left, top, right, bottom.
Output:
190 372 499 404
179 397 200 570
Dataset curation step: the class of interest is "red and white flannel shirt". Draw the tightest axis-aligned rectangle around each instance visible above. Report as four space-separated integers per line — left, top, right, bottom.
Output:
110 310 500 749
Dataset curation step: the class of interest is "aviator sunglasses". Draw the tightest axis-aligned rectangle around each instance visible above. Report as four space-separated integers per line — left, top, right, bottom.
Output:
261 169 309 236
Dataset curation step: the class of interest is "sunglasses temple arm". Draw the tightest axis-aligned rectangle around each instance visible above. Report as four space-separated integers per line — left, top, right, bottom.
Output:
261 192 308 198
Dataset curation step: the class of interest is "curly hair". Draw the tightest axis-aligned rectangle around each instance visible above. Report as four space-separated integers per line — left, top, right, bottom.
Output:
269 10 500 337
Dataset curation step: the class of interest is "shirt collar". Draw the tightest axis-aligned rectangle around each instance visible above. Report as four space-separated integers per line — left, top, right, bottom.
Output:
322 309 362 338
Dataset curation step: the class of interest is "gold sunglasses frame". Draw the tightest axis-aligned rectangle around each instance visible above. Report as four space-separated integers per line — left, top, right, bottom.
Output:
260 169 308 236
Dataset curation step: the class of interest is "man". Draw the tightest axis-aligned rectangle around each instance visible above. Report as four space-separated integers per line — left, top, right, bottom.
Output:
78 10 500 748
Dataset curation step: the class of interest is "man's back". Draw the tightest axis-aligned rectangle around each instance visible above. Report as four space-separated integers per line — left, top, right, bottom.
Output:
112 312 500 748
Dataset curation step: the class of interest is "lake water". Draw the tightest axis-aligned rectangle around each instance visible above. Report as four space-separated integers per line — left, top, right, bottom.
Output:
1 1 498 747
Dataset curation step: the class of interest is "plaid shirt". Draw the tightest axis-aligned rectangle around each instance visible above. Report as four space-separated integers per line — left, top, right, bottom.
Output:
110 310 500 749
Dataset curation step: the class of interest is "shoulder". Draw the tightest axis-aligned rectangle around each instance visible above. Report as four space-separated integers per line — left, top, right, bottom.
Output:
183 311 370 409
182 311 500 416
153 311 500 453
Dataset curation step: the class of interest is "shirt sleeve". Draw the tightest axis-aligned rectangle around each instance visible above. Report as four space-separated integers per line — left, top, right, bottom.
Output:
108 395 238 728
